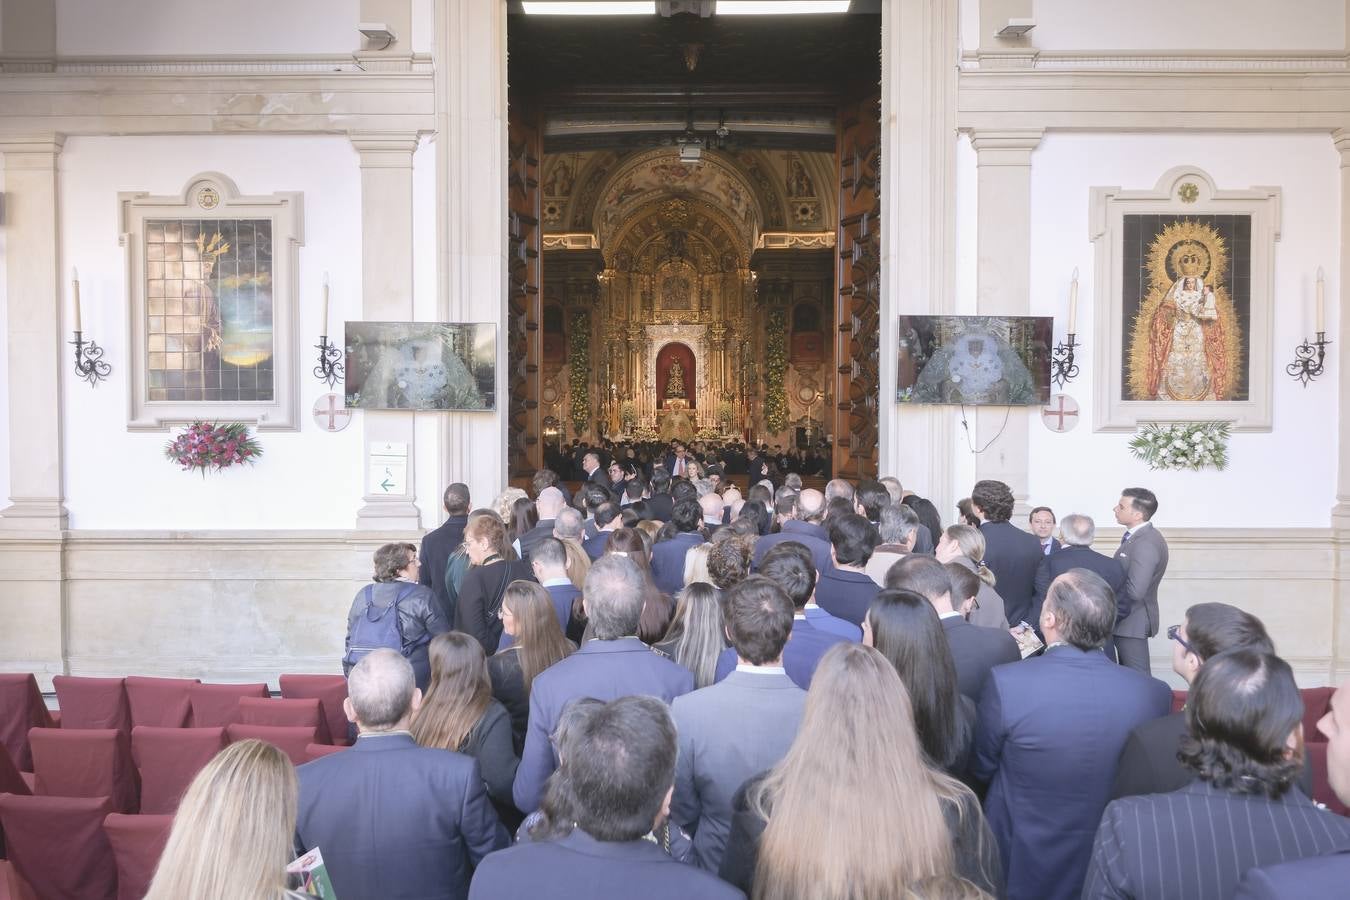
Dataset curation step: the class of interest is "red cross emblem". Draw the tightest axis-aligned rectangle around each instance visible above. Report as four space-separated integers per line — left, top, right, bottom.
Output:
1040 393 1080 433
312 393 353 432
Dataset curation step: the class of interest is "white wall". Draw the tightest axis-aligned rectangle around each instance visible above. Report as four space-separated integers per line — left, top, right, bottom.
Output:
0 165 9 512
1031 0 1344 53
56 0 360 56
1017 132 1340 528
59 135 383 530
412 136 441 527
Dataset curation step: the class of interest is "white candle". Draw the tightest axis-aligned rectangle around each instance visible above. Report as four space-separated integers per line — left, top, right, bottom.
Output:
322 272 331 336
1317 266 1326 334
1068 267 1079 335
71 268 82 333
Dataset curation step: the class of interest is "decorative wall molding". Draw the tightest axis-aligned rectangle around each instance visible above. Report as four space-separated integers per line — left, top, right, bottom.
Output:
542 233 599 251
755 231 835 251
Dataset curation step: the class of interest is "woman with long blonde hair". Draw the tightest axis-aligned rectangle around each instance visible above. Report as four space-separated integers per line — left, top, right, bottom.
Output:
489 580 575 754
653 581 725 688
719 642 1001 900
411 632 518 816
144 740 309 900
935 524 1009 629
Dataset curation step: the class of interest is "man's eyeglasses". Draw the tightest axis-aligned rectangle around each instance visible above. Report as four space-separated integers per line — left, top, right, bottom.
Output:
1167 624 1195 656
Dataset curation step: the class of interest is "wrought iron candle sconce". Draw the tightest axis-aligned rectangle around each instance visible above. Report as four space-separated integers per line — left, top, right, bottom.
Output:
70 331 111 386
1286 332 1330 387
1050 333 1079 388
314 335 344 389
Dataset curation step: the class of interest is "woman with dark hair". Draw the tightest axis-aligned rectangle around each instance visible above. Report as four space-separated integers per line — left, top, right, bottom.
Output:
720 643 1001 899
936 525 1009 630
956 498 981 529
456 514 536 655
508 496 538 559
738 500 772 538
489 581 575 754
411 632 518 821
605 527 675 644
902 495 944 548
863 589 976 782
343 542 449 691
653 582 726 688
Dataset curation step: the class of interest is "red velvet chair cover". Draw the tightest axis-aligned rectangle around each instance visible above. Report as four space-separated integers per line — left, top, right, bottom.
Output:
0 745 33 860
1302 686 1335 742
237 697 331 745
186 682 269 728
0 675 53 773
103 814 173 900
0 794 117 900
225 724 317 767
1304 741 1350 816
29 729 139 814
0 860 39 900
130 727 226 815
123 677 198 729
279 674 352 746
52 677 130 733
304 743 347 762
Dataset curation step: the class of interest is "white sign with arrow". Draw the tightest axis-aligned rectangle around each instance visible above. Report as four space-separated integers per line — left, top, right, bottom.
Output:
368 442 408 496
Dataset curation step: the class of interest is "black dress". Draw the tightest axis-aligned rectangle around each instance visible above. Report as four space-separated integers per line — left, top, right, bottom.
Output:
487 648 530 756
455 558 535 655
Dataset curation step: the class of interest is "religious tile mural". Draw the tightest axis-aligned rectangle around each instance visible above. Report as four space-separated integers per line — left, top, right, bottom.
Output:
144 218 273 403
1122 215 1250 402
345 322 496 411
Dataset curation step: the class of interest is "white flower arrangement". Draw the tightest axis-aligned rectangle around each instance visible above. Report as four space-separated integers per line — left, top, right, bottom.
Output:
1128 421 1231 472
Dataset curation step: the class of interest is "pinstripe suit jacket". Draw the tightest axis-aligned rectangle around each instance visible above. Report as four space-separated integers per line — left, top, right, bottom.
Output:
1082 781 1350 900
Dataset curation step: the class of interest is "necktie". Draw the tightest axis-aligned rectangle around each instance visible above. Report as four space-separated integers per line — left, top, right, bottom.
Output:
674 459 683 476
1120 531 1131 546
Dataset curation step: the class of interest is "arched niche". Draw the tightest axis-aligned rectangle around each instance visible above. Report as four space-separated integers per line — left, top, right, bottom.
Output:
655 342 696 409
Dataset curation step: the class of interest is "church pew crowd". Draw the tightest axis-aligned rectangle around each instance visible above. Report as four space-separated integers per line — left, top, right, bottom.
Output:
2 438 1349 900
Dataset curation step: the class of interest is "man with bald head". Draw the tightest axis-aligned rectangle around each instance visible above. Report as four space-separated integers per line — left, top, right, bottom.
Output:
752 487 833 575
700 492 726 536
517 485 566 562
297 649 508 900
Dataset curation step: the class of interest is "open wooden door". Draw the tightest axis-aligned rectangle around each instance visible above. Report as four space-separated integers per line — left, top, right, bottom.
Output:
507 94 543 479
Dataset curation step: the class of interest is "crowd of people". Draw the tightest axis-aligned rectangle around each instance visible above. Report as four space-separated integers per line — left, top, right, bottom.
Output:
138 439 1350 899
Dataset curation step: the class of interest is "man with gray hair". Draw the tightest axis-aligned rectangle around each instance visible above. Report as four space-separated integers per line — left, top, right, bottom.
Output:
297 649 508 900
865 502 919 586
973 571 1170 900
824 478 855 504
751 486 833 574
1031 513 1126 645
517 485 565 562
512 555 695 813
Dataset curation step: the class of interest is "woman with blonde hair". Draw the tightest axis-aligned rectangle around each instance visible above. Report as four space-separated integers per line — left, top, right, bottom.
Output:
682 541 713 588
144 740 309 900
489 580 576 753
411 632 518 821
935 524 1009 629
719 642 1001 900
456 513 535 654
653 581 725 688
492 487 528 526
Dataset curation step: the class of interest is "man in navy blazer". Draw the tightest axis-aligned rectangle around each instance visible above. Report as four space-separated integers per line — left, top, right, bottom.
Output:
296 650 508 900
1029 505 1061 557
472 696 741 899
1031 513 1125 630
814 512 882 626
973 569 1171 900
419 483 470 620
752 488 833 575
513 555 695 813
650 499 706 595
972 480 1043 627
1085 650 1350 900
528 537 578 632
1235 675 1350 899
581 502 620 561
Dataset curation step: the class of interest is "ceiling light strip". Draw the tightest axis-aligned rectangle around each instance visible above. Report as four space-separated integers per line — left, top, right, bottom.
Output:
521 1 657 15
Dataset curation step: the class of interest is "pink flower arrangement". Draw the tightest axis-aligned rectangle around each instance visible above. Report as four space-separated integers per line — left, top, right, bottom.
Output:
164 421 263 476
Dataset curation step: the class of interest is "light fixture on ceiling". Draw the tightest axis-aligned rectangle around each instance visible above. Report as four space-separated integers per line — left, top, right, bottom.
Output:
521 1 657 14
996 18 1036 37
716 0 851 14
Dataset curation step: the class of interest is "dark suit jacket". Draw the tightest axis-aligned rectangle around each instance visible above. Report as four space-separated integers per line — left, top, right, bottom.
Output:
1083 782 1350 900
647 493 674 522
1032 544 1126 628
752 522 834 575
585 467 612 490
941 614 1021 701
651 532 706 596
296 733 509 900
420 514 468 620
814 567 882 626
1234 849 1350 900
1114 523 1169 639
979 520 1044 627
512 637 694 813
973 645 1171 900
544 582 580 632
487 648 530 756
1111 710 1315 801
581 530 612 561
515 520 556 563
455 559 536 655
468 828 743 900
712 618 850 691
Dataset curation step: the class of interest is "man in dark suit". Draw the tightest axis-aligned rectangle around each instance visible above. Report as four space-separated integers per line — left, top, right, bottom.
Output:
746 445 769 484
674 576 806 872
663 442 692 479
973 570 1171 900
814 513 882 627
582 502 621 561
650 499 707 596
516 485 565 563
1084 650 1350 900
512 555 695 813
419 482 469 620
972 479 1043 627
752 488 833 574
1234 676 1350 899
713 549 850 689
647 469 675 522
297 650 509 900
472 696 740 900
1113 486 1169 674
1032 513 1124 631
580 450 611 489
1029 506 1061 556
1111 602 1288 799
526 537 579 637
887 554 1019 701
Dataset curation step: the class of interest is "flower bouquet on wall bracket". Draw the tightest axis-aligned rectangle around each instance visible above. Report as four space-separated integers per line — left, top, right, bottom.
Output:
164 421 263 476
1128 421 1231 472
